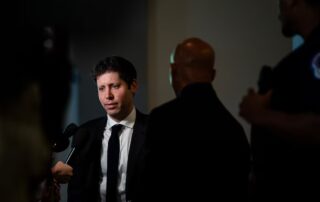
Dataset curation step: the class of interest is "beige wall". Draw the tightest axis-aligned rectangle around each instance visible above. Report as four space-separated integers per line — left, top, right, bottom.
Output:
147 0 292 138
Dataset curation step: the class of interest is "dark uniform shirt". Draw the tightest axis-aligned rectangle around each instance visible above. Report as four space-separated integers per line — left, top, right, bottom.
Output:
251 25 320 201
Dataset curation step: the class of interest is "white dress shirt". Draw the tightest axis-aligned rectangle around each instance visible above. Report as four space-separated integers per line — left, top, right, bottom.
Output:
100 108 136 202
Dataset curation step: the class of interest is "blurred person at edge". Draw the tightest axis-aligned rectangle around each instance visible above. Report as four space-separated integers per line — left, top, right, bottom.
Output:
0 24 72 202
239 0 320 201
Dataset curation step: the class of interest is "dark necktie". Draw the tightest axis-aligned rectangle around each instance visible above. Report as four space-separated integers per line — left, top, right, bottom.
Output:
106 124 123 202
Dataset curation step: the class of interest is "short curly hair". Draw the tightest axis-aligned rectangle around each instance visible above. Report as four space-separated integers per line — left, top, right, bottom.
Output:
92 56 137 88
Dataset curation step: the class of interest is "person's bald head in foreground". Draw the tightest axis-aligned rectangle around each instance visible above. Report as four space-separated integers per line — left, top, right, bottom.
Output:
170 37 216 95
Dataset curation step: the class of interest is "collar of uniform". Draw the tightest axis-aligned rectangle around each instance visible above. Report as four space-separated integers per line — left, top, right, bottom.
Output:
106 107 136 130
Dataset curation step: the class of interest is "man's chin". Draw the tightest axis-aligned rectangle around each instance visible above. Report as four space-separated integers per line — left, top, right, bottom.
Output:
107 109 120 117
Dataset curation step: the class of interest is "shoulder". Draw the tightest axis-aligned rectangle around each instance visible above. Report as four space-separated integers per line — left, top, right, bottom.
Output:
150 99 178 116
135 109 149 129
74 117 107 140
71 117 107 148
78 116 107 130
136 109 149 120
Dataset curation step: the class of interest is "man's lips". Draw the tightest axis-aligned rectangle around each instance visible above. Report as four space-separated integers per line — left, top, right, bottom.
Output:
105 103 117 109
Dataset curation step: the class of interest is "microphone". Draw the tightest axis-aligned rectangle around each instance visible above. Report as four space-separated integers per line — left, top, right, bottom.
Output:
65 147 75 164
52 123 78 152
64 127 90 164
258 65 273 94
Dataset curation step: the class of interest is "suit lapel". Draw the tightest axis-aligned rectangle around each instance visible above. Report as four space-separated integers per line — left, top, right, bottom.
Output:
126 111 147 196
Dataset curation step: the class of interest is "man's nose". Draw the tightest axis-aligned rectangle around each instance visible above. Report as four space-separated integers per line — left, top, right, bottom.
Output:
106 88 114 100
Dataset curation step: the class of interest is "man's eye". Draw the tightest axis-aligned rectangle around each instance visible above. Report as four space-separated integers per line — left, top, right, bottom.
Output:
112 84 120 89
98 86 105 91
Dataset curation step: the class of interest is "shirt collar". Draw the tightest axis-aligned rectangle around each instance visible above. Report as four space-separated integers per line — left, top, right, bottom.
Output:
107 107 136 130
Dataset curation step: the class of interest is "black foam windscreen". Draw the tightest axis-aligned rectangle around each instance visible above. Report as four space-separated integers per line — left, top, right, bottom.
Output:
52 123 78 152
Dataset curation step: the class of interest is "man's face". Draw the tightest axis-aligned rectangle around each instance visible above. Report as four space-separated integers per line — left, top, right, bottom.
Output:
97 71 137 121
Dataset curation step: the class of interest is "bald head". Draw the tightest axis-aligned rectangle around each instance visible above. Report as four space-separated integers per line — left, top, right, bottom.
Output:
170 37 216 95
174 37 215 69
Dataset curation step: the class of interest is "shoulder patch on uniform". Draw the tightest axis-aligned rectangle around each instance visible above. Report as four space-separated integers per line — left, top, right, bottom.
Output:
311 52 320 80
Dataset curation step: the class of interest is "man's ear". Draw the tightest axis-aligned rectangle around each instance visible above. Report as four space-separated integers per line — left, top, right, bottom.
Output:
130 79 138 94
170 62 179 80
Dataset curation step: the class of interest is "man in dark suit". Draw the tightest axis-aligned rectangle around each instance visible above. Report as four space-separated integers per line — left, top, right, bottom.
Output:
67 56 148 202
137 38 250 202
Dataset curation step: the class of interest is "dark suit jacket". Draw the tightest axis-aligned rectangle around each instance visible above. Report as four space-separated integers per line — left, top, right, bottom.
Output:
68 110 148 202
138 83 250 202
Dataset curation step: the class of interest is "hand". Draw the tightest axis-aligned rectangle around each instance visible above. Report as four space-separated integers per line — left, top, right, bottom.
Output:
51 161 73 184
40 179 61 202
239 88 272 125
